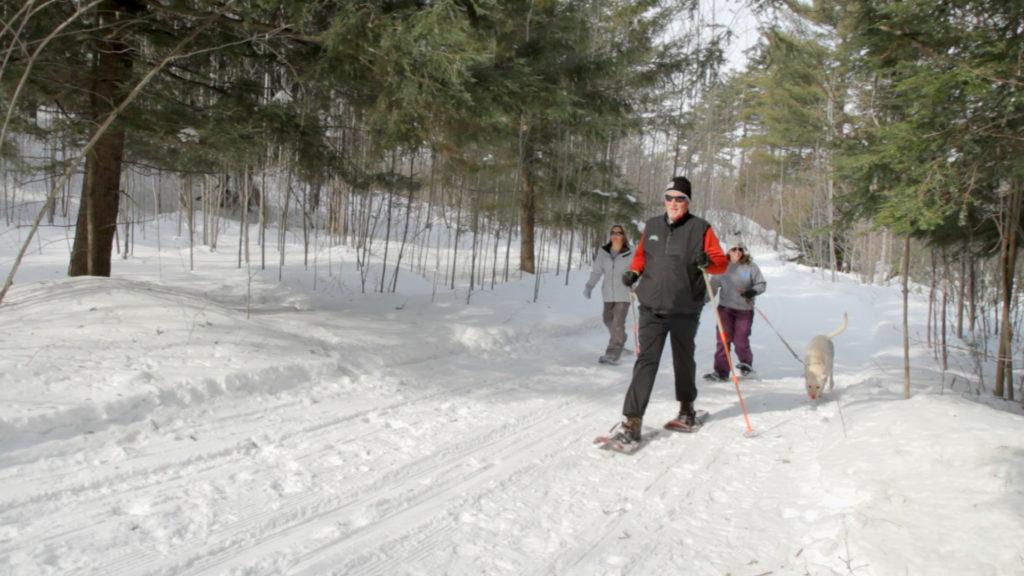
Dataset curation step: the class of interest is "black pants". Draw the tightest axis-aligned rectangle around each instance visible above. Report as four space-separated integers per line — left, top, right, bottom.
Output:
622 306 700 418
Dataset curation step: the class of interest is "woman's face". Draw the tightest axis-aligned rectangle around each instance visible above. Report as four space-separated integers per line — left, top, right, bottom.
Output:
729 247 744 263
610 228 625 245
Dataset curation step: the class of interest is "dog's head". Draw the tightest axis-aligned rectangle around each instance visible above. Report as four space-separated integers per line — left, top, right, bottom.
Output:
804 367 826 400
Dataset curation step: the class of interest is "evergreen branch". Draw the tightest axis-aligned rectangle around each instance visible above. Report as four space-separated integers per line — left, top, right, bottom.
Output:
875 23 1024 88
159 63 233 96
0 0 105 162
139 0 323 46
0 0 62 74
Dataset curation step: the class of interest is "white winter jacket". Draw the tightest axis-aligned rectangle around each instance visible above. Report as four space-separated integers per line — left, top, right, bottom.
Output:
586 243 634 303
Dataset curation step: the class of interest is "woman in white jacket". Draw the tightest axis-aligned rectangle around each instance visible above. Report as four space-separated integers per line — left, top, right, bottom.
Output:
584 224 634 364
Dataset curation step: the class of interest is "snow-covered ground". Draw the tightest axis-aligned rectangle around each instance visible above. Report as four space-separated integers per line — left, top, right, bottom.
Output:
1 212 1023 576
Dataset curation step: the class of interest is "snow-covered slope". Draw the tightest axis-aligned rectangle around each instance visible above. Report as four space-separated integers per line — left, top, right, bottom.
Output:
1 216 1022 576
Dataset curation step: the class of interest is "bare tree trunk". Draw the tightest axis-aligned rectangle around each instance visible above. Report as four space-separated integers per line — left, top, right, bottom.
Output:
2 165 8 226
519 149 536 274
299 182 308 268
390 156 416 292
121 183 131 259
826 87 837 281
260 163 267 270
957 251 966 339
491 218 501 290
278 171 292 282
881 228 891 280
467 189 480 304
902 234 912 399
358 192 383 293
504 218 513 282
555 228 563 277
379 184 393 293
478 217 490 289
564 202 576 287
969 254 977 334
420 151 437 276
927 248 936 349
47 137 58 224
941 247 949 372
774 152 784 253
187 176 194 271
533 227 544 302
203 174 213 248
450 181 464 290
244 168 252 266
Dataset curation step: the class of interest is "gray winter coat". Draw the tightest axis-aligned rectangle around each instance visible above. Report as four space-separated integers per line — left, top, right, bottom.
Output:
709 261 766 311
586 243 634 303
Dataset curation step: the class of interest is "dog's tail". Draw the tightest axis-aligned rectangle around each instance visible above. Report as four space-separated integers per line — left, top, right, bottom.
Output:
827 312 848 339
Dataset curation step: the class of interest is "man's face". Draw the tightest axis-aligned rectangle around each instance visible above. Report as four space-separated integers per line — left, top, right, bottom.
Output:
664 192 689 220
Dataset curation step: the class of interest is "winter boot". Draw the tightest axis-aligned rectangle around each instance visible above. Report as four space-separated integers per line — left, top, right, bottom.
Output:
598 355 620 365
703 372 727 382
736 362 753 377
612 416 642 445
678 401 697 428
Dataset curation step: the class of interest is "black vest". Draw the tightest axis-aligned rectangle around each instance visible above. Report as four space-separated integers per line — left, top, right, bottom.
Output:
635 213 710 315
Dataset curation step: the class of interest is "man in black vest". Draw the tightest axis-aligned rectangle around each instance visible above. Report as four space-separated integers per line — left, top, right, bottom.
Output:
614 176 728 445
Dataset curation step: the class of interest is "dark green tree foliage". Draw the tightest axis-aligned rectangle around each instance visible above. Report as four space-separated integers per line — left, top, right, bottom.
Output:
744 30 829 153
837 0 1024 398
3 0 673 277
839 0 1023 245
734 25 840 261
317 0 486 152
2 0 492 274
440 0 668 272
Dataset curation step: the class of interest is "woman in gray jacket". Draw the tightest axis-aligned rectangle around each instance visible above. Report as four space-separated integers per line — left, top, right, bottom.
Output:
584 224 633 364
705 239 766 380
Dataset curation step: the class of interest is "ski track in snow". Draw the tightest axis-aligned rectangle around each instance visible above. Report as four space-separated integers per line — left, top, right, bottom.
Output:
2 319 1016 576
3 220 1024 575
11 338 845 576
0 322 626 576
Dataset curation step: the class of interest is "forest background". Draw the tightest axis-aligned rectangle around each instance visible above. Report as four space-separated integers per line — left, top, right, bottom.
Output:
1 0 1022 403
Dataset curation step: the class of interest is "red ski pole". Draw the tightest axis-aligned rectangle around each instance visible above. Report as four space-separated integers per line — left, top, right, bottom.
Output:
703 270 756 437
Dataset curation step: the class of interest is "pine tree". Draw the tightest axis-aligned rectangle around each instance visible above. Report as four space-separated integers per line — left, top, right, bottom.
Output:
838 0 1024 398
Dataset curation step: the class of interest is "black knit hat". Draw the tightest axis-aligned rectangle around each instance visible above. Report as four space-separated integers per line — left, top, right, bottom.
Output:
665 176 692 200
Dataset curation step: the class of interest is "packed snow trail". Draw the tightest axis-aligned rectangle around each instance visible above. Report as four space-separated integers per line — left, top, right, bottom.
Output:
3 316 840 576
2 235 1023 575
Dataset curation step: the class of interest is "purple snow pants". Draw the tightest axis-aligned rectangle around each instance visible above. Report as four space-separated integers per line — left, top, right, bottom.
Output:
713 306 755 377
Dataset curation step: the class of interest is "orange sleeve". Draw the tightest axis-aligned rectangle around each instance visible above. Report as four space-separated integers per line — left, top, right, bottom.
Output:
703 228 728 275
629 234 646 274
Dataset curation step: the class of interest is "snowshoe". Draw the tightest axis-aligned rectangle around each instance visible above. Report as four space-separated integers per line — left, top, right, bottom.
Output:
664 406 709 433
594 416 652 454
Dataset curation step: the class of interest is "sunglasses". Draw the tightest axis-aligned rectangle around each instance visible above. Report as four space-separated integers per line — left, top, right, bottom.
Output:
729 247 744 253
610 230 625 236
664 194 689 203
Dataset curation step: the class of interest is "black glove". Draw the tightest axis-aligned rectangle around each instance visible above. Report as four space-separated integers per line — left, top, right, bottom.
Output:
622 270 639 287
695 252 711 270
741 288 758 299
